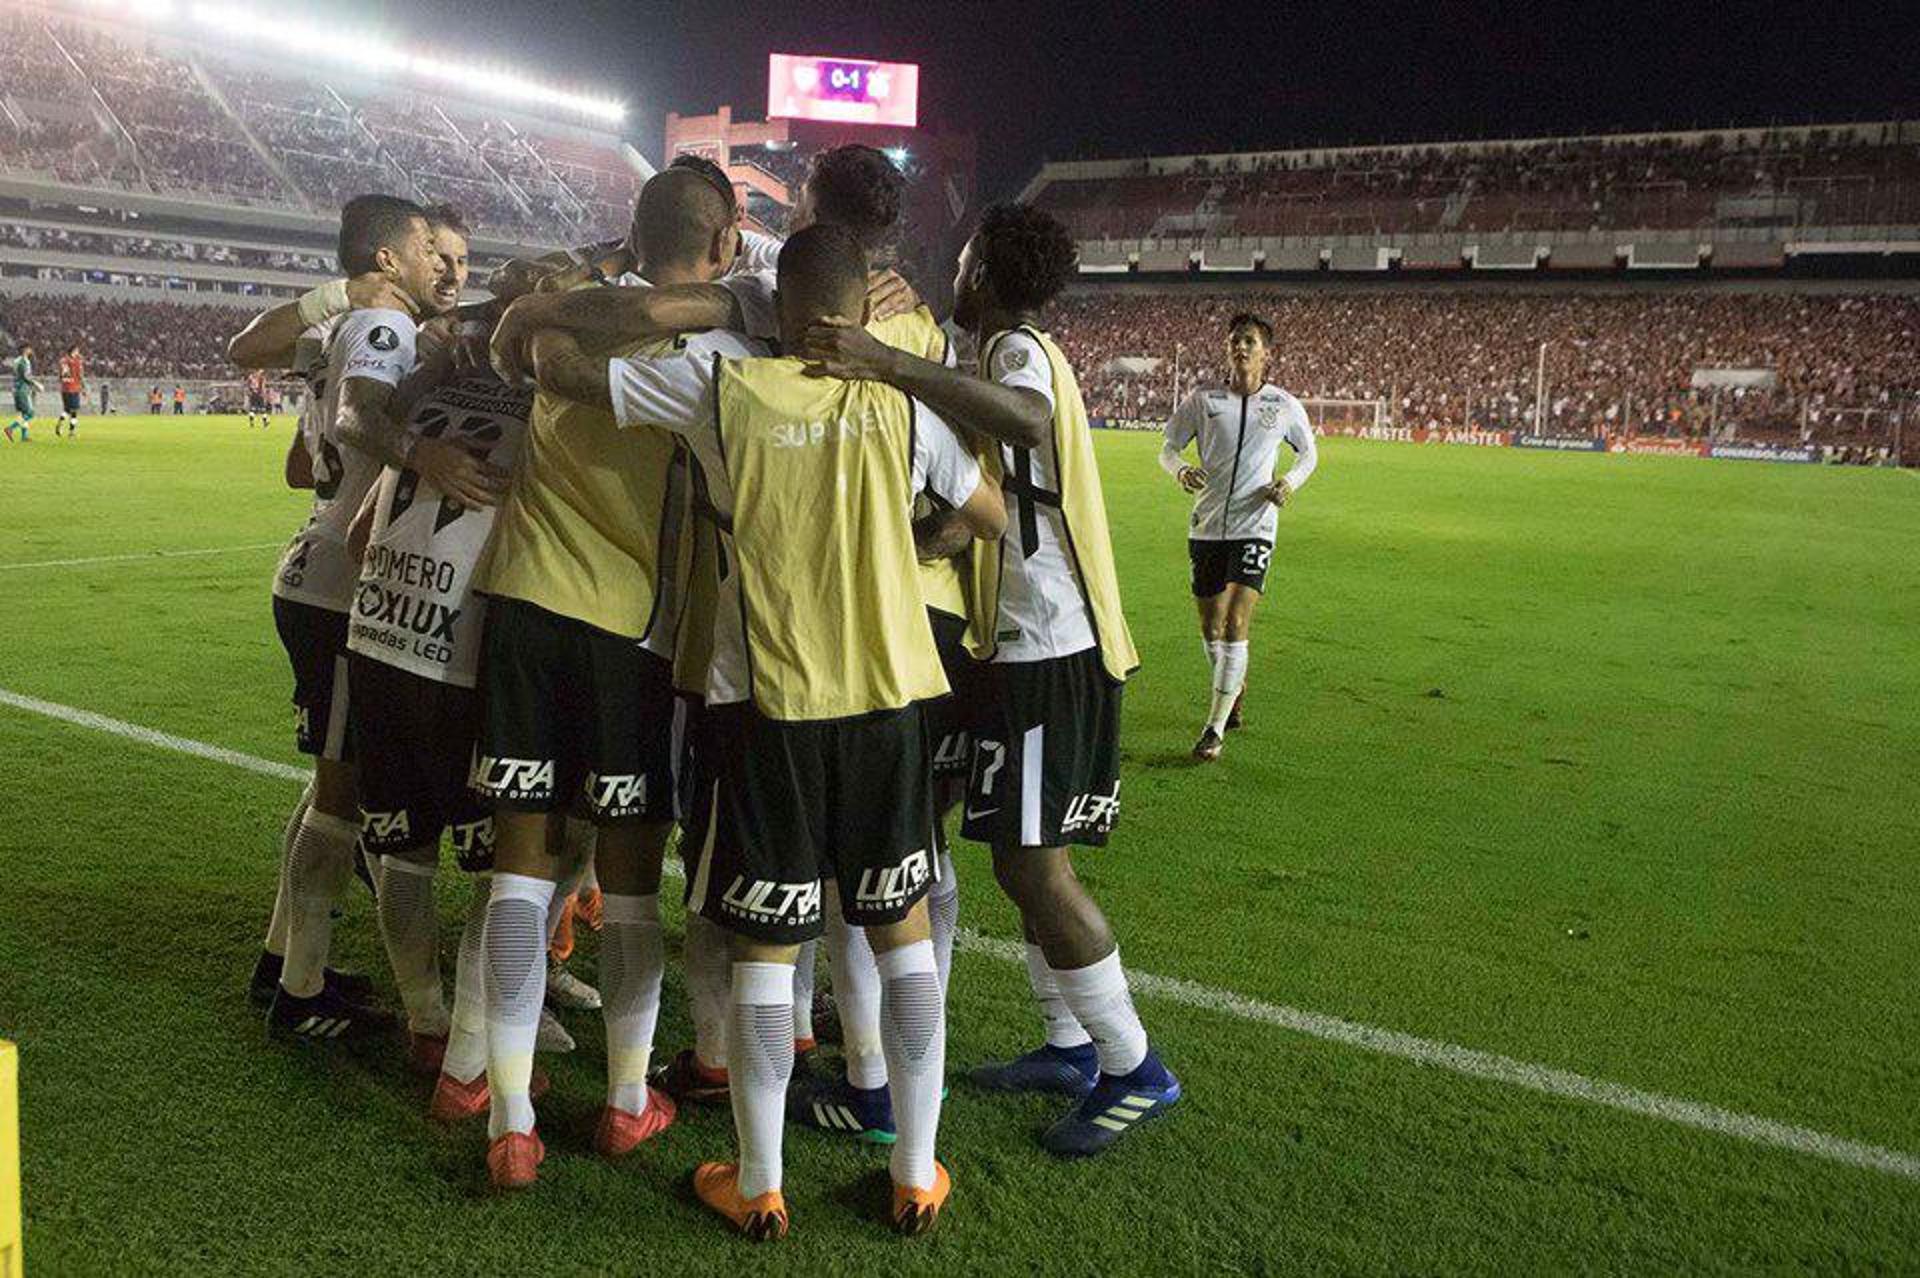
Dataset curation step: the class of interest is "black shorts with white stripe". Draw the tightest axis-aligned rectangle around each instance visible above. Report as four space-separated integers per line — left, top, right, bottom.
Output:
924 607 991 781
349 653 492 869
960 647 1123 850
272 595 354 761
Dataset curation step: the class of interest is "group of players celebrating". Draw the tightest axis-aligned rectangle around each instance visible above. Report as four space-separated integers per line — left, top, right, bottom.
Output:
224 143 1312 1241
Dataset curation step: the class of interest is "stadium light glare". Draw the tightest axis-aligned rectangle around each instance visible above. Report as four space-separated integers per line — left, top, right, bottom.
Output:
183 3 625 121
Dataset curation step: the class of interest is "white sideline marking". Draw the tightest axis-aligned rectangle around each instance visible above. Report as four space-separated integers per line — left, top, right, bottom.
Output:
3 686 1917 1184
0 542 281 572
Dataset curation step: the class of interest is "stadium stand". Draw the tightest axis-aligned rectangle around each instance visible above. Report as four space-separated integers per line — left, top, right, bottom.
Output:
0 293 252 378
1029 127 1920 245
1051 289 1919 453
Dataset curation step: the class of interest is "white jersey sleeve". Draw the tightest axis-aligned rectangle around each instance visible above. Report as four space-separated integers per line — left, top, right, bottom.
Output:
720 271 779 342
333 309 418 388
1279 397 1318 492
608 329 768 434
1161 390 1204 477
910 401 981 509
986 330 1055 410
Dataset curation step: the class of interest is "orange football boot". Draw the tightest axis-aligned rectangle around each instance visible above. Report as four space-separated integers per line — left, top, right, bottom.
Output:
486 1130 545 1191
891 1161 952 1236
692 1162 789 1241
594 1086 678 1156
428 1067 550 1123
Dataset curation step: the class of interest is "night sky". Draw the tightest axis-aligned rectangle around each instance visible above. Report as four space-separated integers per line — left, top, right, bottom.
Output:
382 0 1913 198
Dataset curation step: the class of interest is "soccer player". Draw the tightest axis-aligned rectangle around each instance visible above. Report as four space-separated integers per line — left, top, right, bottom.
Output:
248 195 484 1042
245 370 271 429
464 166 771 1189
55 345 83 438
799 203 1181 1157
528 222 1004 1238
1161 312 1318 761
7 346 39 442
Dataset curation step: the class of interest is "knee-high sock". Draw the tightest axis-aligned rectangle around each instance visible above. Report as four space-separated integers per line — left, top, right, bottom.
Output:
1025 942 1092 1048
264 785 313 956
824 892 886 1088
377 853 446 1035
877 939 945 1190
601 893 664 1114
791 940 818 1043
685 913 732 1070
280 809 358 997
484 873 555 1138
729 961 795 1199
1208 640 1249 734
1051 949 1149 1076
442 881 489 1083
928 849 959 993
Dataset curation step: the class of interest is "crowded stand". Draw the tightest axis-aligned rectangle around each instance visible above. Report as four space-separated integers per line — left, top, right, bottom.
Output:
1035 130 1920 241
0 222 332 273
0 5 644 244
0 293 251 378
1053 289 1918 449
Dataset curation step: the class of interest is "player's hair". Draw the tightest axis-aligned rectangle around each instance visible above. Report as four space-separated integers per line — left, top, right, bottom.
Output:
1227 312 1273 346
336 193 428 275
776 223 867 320
635 167 734 267
806 144 906 253
421 203 470 239
666 154 739 214
972 203 1078 312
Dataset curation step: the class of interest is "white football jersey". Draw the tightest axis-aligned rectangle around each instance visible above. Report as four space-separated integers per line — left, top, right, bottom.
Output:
348 370 531 688
272 309 419 611
1164 384 1317 542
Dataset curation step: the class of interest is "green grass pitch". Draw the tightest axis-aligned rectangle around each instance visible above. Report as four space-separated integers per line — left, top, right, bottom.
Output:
1 415 1916 1273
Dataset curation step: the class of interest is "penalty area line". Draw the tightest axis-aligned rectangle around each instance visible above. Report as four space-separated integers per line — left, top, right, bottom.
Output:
3 685 1917 1184
0 542 283 572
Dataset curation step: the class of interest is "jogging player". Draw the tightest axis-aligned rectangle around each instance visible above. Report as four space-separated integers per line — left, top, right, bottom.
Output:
56 345 83 437
7 346 38 442
1161 312 1317 760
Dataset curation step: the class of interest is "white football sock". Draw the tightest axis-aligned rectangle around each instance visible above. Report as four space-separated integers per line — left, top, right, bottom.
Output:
928 850 959 993
729 960 795 1199
601 893 664 1115
1051 949 1149 1076
684 912 732 1071
877 939 945 1191
792 939 818 1043
442 881 489 1083
281 809 358 997
376 853 447 1035
263 785 312 955
484 872 556 1138
825 892 886 1089
1207 640 1249 734
1025 943 1091 1049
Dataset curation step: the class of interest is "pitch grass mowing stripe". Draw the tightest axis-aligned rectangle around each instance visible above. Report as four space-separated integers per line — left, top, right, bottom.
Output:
0 541 283 571
7 686 1920 1186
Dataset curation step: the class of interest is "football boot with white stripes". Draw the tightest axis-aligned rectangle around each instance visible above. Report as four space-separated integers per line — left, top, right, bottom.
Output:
267 983 397 1044
1040 1049 1181 1158
786 1075 896 1145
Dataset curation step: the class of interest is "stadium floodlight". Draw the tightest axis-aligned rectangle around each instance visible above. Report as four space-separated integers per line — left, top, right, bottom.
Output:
182 3 625 121
885 146 910 166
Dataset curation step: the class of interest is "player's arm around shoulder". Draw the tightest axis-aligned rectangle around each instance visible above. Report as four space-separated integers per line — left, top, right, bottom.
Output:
800 318 1049 450
528 329 614 414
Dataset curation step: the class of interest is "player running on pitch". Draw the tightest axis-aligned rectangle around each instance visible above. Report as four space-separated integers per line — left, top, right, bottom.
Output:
56 345 84 438
7 346 39 442
246 369 272 429
1160 312 1317 761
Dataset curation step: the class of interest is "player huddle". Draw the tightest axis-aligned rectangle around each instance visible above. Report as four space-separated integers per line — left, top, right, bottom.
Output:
226 144 1312 1241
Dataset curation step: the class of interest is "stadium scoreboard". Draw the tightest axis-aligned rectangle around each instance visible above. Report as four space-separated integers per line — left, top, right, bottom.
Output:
768 53 919 127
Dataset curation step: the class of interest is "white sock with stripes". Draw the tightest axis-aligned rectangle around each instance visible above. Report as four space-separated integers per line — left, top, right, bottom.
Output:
601 892 663 1115
484 872 555 1138
1207 640 1249 734
730 960 795 1199
825 893 886 1089
377 854 447 1036
928 850 959 993
1025 943 1092 1049
281 809 358 997
442 882 489 1083
1051 949 1148 1076
877 939 944 1191
684 913 732 1071
263 785 312 955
